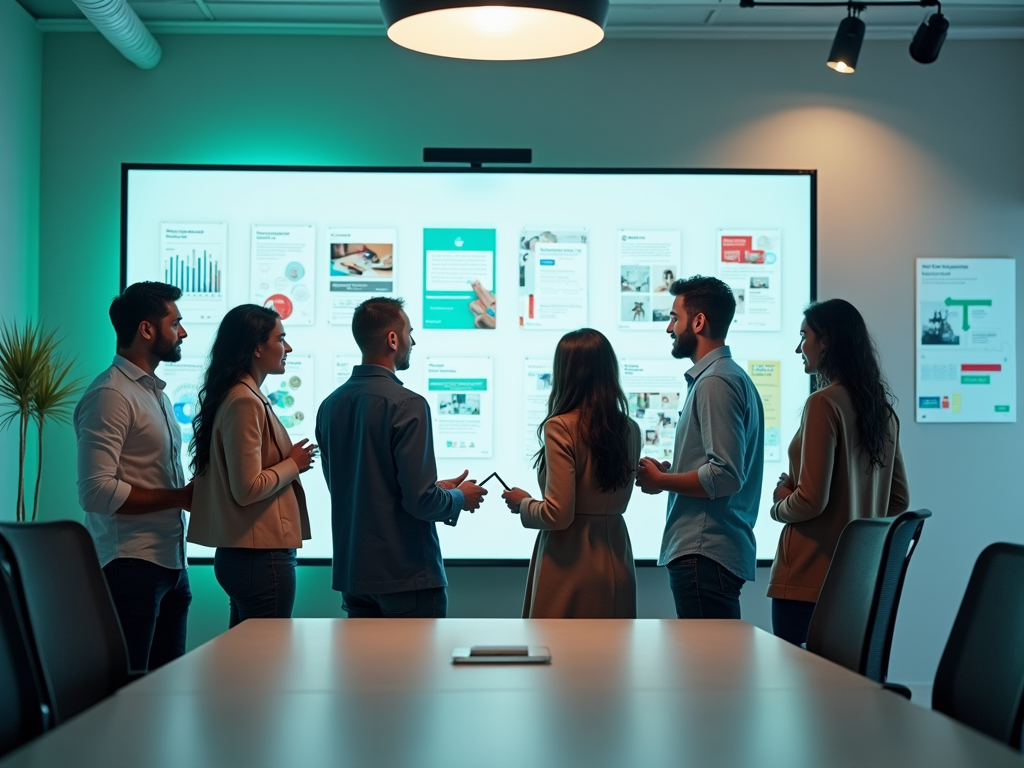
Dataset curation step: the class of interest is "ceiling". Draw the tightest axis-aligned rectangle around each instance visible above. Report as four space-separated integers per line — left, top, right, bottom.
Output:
17 0 1024 40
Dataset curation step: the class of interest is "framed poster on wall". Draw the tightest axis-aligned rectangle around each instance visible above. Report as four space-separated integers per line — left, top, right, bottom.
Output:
916 257 1016 423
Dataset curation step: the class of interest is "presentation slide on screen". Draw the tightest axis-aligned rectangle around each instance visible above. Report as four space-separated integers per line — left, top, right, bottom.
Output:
915 257 1016 423
126 168 814 560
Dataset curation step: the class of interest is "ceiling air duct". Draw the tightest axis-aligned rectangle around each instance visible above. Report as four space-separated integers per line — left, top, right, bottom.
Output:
72 0 162 69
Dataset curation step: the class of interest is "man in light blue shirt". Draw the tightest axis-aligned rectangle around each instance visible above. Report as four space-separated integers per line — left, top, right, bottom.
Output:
636 276 764 619
75 282 193 671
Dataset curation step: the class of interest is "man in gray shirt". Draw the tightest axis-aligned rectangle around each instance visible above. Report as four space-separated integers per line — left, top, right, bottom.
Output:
317 297 486 618
74 282 193 671
636 276 764 619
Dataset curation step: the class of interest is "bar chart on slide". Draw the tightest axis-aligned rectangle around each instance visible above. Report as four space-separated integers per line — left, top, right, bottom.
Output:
160 222 228 323
165 248 223 295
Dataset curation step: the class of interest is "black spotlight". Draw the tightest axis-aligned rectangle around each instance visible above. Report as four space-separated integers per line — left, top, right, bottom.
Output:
827 10 866 73
910 11 948 64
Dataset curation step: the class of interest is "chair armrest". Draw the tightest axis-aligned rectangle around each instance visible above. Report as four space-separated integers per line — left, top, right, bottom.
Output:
882 682 912 700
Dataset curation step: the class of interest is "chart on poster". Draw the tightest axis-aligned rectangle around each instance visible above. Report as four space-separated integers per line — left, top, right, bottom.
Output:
125 167 815 560
916 257 1016 423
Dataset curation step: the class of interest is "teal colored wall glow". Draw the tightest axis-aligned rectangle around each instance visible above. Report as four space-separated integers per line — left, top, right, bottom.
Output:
0 0 41 516
37 34 1024 679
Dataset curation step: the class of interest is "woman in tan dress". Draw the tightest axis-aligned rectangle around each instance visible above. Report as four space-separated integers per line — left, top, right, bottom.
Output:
502 328 641 618
769 299 910 645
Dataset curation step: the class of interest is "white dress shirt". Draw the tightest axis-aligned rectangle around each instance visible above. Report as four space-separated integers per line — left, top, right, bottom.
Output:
74 355 186 569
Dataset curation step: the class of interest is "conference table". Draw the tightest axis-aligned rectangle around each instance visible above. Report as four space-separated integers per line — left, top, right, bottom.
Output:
5 619 1023 768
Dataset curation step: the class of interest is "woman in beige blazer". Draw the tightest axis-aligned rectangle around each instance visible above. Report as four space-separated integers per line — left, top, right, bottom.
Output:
502 329 641 618
769 299 910 645
188 304 315 628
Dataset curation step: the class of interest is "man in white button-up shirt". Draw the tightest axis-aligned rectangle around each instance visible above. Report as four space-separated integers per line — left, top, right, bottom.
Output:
74 282 193 672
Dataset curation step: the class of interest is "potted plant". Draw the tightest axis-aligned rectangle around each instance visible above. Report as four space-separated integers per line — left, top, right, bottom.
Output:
0 320 83 521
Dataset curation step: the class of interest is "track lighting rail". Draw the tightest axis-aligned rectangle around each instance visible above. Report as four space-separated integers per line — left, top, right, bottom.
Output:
740 0 949 69
739 0 937 8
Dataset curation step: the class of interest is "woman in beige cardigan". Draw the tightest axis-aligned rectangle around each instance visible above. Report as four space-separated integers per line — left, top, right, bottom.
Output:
502 329 641 618
188 305 315 628
769 299 910 645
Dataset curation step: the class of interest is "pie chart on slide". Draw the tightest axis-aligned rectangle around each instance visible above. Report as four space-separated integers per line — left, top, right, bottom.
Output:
171 385 198 428
264 294 293 319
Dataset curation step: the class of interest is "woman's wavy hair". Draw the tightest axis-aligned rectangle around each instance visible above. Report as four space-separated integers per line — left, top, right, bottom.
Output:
534 329 634 492
804 299 896 470
190 304 279 475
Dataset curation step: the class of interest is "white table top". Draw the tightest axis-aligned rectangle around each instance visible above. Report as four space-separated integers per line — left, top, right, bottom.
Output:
6 619 1023 768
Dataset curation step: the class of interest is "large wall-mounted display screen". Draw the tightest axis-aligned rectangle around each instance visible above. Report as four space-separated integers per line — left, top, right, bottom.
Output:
123 166 816 561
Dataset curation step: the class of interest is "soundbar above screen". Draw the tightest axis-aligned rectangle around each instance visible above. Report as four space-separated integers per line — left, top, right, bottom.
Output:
123 166 815 562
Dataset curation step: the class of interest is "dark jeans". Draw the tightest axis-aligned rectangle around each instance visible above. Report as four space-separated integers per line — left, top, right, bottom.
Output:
102 558 191 673
772 598 817 645
342 587 448 618
667 554 744 619
214 548 297 629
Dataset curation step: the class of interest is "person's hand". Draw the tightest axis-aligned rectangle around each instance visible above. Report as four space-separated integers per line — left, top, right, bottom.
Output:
636 457 666 495
177 481 194 511
468 281 496 329
773 473 794 503
501 487 530 513
288 438 318 473
437 469 469 490
459 480 487 512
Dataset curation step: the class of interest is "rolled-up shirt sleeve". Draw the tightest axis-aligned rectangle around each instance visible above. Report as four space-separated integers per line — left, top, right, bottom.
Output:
76 388 134 514
392 398 463 525
694 375 747 500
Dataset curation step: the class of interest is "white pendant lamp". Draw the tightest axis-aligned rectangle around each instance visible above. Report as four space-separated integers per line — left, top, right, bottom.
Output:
380 0 610 60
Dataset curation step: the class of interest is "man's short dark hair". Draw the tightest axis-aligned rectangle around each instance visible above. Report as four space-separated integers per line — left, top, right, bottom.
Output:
669 275 736 339
351 297 407 353
109 282 182 348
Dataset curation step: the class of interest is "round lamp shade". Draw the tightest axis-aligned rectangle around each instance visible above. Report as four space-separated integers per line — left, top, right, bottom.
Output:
381 0 609 60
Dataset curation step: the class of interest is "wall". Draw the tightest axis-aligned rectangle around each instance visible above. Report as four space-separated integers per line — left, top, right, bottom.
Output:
0 0 41 519
38 33 1024 687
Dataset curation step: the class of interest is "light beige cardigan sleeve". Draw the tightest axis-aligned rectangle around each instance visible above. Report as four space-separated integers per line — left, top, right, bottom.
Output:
219 393 300 507
519 416 576 531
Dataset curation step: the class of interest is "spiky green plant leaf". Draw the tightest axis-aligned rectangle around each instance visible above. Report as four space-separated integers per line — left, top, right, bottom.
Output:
0 320 46 428
31 352 84 427
0 319 84 521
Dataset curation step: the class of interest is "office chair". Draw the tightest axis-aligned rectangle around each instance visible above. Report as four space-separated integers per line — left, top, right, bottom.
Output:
806 509 931 690
932 542 1024 749
0 539 50 756
0 521 131 725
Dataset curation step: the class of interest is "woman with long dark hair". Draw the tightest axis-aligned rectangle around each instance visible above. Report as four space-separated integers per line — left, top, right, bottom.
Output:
187 305 315 627
501 329 641 618
769 299 910 644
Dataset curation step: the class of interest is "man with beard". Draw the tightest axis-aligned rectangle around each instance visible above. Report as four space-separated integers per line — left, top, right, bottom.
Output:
635 276 764 619
75 281 193 671
316 297 486 618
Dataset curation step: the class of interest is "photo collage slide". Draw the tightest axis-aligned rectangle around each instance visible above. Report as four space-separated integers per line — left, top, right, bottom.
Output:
162 223 784 333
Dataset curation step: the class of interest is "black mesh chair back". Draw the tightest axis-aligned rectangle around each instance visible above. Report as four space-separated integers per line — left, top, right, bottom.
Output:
932 542 1024 748
0 539 50 756
0 521 130 726
865 508 931 682
806 509 931 681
